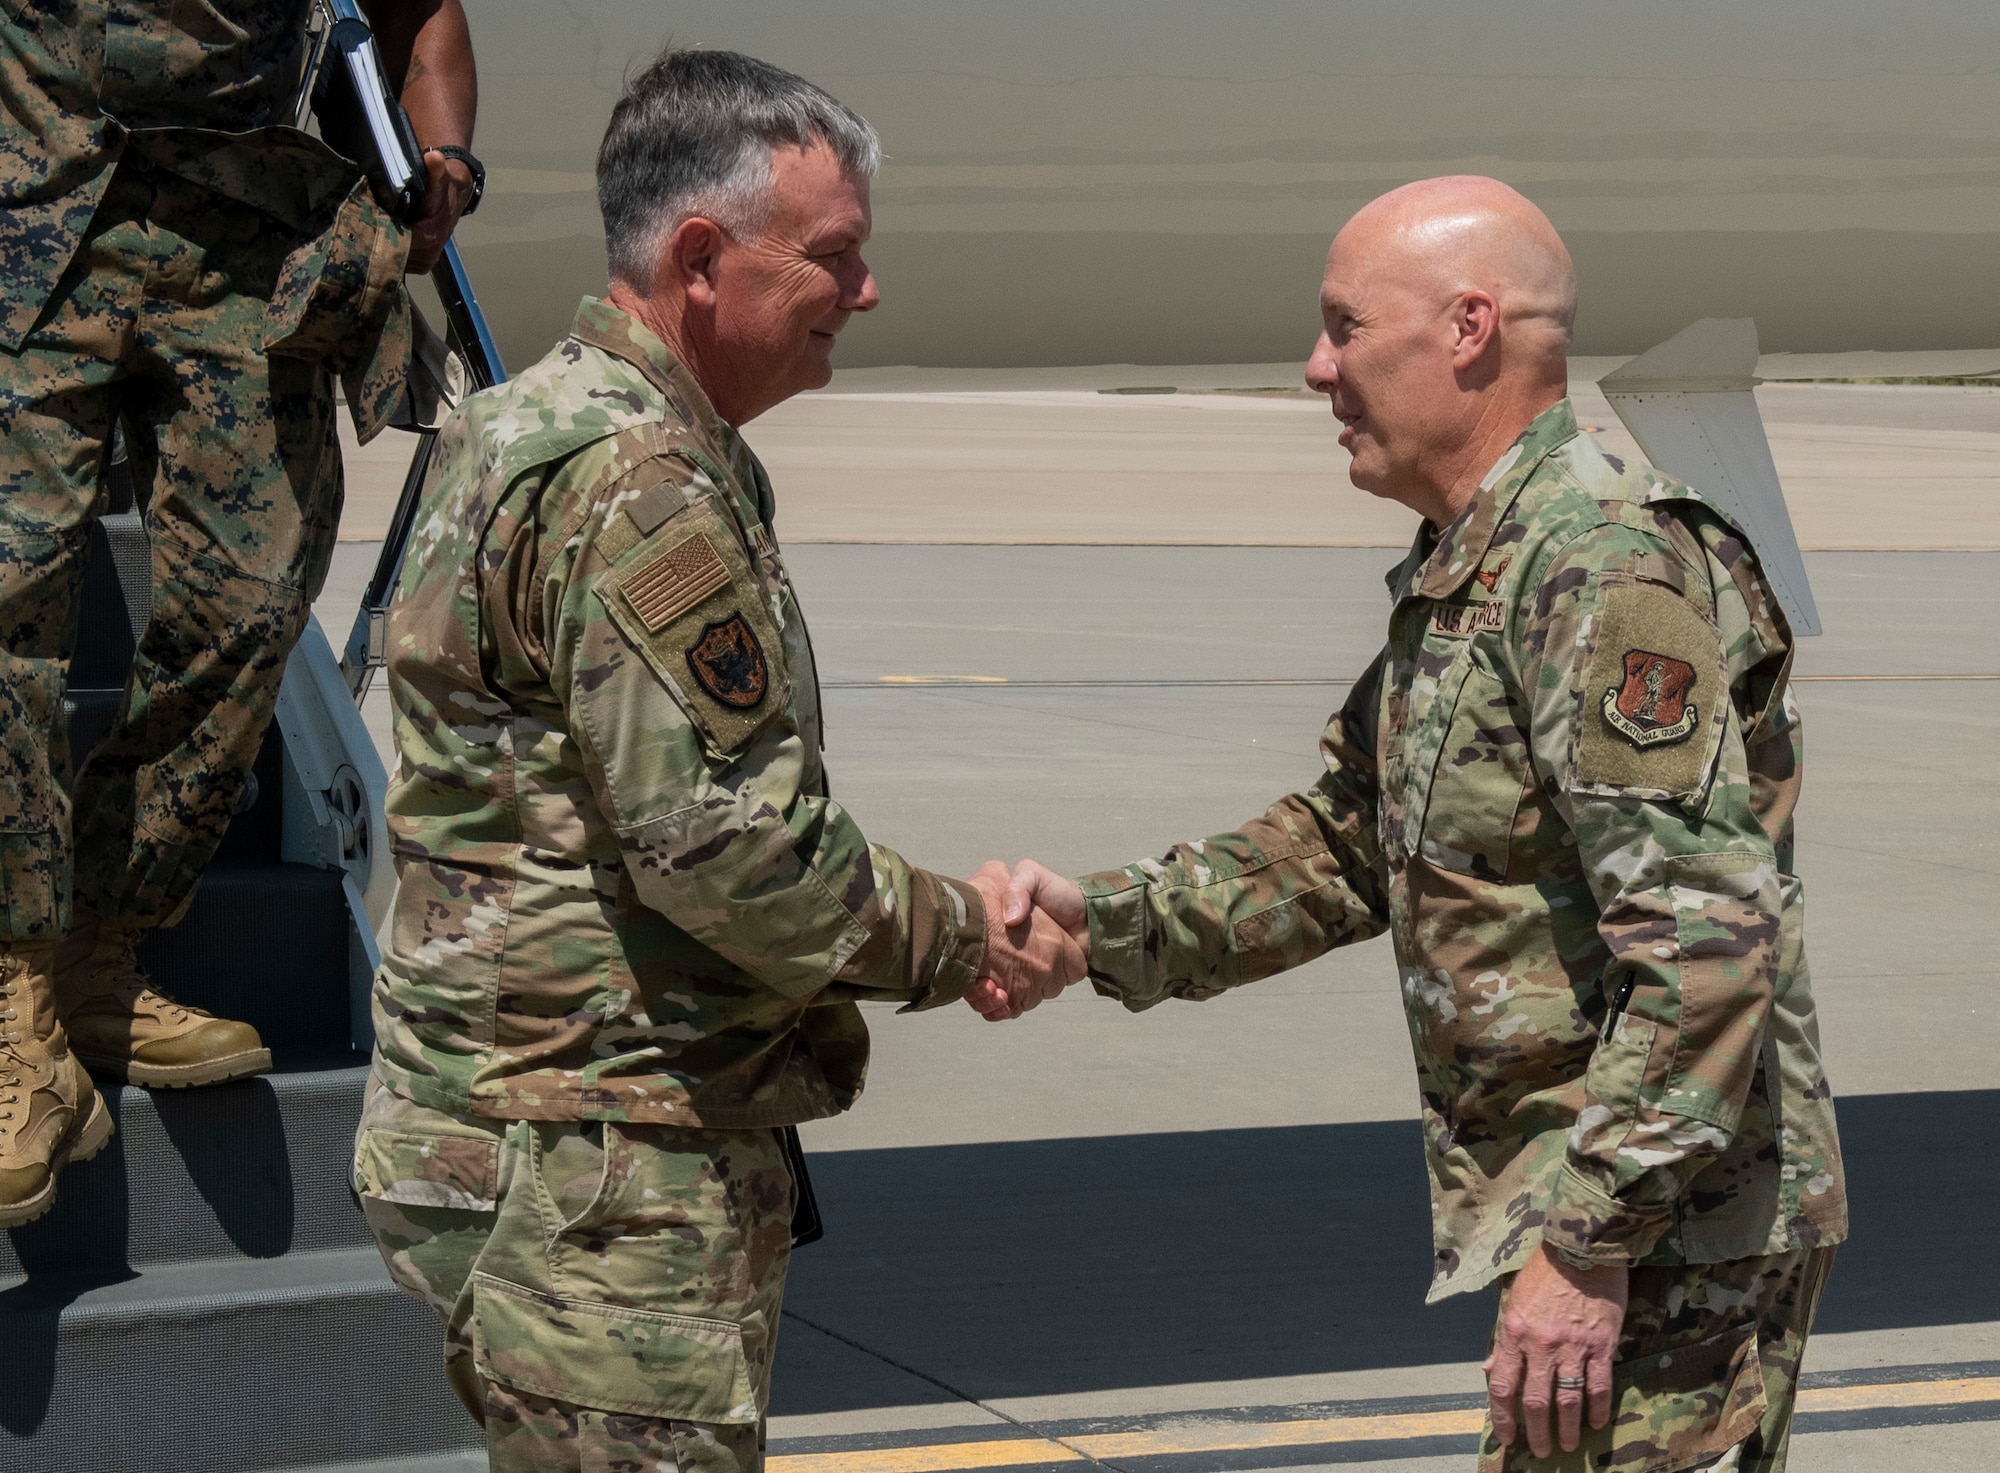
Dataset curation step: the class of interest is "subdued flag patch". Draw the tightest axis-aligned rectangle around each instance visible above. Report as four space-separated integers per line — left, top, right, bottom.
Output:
622 530 731 631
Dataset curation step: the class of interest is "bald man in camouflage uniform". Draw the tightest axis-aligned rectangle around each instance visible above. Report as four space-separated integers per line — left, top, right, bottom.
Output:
0 1 476 1227
998 179 1845 1473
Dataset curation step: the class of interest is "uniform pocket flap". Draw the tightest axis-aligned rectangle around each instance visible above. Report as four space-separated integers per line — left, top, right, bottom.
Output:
352 1126 501 1211
1611 1321 1767 1473
469 1271 762 1425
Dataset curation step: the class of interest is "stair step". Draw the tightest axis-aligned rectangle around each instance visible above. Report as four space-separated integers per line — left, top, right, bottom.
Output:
139 862 353 1050
2 1065 373 1278
268 1451 488 1473
0 1247 483 1472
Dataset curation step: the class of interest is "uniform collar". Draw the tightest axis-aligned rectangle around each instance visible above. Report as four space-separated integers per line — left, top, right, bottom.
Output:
567 296 730 445
1404 398 1580 602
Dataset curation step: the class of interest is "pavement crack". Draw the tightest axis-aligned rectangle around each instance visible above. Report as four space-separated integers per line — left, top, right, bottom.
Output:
780 1307 1135 1471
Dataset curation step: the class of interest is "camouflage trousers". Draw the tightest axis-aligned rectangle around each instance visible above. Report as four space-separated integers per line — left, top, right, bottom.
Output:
354 1075 794 1473
1482 1248 1836 1473
0 159 345 939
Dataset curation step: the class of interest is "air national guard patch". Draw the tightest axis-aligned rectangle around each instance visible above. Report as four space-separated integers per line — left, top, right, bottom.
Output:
1603 649 1698 747
1573 576 1725 803
686 614 769 709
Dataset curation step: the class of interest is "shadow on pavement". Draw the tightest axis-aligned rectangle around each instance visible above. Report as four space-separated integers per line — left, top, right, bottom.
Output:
776 1089 1997 1415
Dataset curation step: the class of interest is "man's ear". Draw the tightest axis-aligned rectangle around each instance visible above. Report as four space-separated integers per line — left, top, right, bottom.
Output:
664 217 727 308
1450 290 1501 373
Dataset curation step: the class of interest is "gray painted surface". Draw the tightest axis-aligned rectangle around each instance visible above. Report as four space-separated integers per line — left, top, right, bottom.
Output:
447 0 2000 367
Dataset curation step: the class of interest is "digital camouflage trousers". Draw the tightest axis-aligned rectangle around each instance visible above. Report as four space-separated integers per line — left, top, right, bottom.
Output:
0 159 345 939
1482 1247 1836 1473
354 1076 795 1473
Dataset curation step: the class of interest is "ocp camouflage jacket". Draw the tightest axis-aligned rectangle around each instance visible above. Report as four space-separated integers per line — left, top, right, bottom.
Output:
1082 400 1847 1300
371 298 987 1128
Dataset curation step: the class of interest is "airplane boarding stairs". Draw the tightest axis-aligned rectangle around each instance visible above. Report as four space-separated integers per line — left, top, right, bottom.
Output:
0 366 492 1469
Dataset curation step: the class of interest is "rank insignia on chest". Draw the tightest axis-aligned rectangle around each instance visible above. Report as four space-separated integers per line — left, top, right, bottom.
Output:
1603 649 1698 747
686 614 769 709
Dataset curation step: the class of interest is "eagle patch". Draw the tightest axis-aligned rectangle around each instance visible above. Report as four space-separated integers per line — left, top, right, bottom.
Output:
1602 649 1698 747
685 614 769 710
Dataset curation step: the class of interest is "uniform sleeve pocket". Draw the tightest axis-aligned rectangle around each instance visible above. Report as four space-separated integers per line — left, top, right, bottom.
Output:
470 1271 762 1424
352 1126 501 1212
1607 1322 1768 1473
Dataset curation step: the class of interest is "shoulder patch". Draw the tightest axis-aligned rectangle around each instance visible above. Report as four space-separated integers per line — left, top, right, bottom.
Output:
685 614 769 709
1572 578 1726 802
1603 650 1700 747
596 507 790 755
621 529 733 631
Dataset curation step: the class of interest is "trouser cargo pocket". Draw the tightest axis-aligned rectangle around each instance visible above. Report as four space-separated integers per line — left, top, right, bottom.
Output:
470 1270 762 1424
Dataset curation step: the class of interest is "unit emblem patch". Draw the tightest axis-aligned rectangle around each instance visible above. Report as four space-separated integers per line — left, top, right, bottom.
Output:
685 614 769 709
1602 649 1698 747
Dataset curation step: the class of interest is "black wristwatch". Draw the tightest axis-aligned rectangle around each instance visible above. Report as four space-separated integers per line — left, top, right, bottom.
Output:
427 144 485 215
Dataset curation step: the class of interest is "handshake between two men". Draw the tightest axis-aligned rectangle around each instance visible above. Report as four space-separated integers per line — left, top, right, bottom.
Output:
961 861 1088 1022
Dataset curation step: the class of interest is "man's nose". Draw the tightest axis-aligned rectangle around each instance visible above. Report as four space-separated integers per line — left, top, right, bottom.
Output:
1305 334 1338 396
847 261 880 313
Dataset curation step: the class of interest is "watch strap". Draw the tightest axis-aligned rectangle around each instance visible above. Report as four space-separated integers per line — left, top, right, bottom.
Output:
427 143 485 214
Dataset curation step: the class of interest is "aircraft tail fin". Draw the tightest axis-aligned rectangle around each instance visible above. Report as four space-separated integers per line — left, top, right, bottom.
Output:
1598 318 1821 637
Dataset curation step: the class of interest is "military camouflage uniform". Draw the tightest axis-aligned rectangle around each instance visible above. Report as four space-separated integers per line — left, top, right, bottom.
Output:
1081 401 1845 1472
359 298 989 1471
0 1 408 938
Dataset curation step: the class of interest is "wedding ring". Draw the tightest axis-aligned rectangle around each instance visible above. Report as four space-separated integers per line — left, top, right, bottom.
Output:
1554 1375 1588 1390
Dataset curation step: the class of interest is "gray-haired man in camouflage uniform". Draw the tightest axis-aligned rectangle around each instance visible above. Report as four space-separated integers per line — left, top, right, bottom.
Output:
353 49 1083 1473
0 1 476 1227
995 178 1845 1473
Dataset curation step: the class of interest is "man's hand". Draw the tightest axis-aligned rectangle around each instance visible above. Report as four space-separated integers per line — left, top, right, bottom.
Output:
1484 1243 1628 1458
359 0 477 274
962 861 1087 1022
407 150 476 274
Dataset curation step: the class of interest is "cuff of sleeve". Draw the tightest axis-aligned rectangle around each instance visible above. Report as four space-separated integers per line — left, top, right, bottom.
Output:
1080 868 1154 1010
1539 1161 1677 1267
895 869 988 1013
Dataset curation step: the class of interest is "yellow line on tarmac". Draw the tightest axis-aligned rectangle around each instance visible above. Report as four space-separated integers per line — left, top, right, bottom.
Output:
769 1439 1086 1472
1799 1375 2000 1413
766 1375 2000 1473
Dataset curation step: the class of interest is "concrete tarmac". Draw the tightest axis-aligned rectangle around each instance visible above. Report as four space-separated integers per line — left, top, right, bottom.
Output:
314 385 1998 1473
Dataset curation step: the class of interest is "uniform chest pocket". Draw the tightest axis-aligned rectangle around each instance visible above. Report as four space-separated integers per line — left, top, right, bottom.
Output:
1402 648 1531 882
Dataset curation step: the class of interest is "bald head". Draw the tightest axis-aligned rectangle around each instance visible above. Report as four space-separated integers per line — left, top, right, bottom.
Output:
1342 176 1576 354
1306 175 1578 525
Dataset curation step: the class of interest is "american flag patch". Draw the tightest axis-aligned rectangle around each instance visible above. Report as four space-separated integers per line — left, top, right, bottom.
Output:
620 531 732 631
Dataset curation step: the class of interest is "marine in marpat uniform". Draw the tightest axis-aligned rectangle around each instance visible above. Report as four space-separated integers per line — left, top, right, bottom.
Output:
0 0 477 1225
992 178 1845 1473
354 51 1081 1473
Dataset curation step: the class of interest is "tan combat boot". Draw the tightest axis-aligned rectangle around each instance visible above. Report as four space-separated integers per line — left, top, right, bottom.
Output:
53 918 272 1089
0 940 114 1227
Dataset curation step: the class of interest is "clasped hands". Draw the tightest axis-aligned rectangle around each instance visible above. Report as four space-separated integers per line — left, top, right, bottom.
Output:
961 860 1087 1021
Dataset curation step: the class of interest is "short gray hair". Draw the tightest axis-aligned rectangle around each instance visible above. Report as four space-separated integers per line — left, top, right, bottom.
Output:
597 48 881 289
